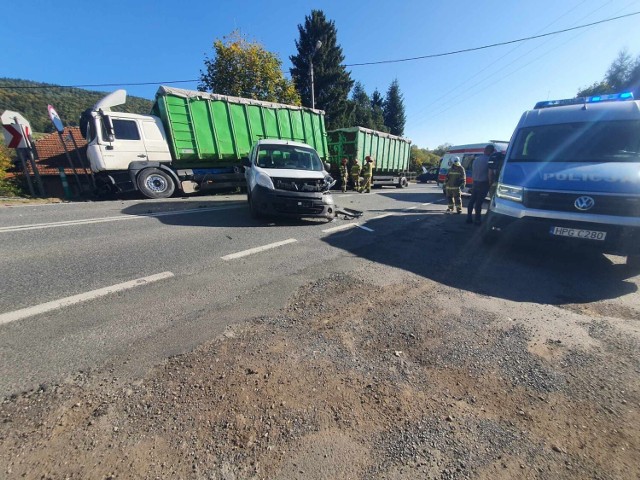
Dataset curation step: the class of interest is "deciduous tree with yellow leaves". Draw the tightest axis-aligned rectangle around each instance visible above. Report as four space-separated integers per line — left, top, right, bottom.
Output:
199 31 301 106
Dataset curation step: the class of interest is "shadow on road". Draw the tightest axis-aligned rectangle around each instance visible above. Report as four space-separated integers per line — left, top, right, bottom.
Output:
119 199 332 228
323 211 638 306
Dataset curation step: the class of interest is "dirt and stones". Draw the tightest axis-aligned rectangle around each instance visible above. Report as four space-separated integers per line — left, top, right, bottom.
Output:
1 271 639 479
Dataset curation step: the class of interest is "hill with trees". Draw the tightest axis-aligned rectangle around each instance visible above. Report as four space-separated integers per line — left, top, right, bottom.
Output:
0 78 153 134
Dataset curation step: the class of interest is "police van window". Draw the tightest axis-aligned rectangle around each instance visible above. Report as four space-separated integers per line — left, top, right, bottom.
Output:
112 119 141 141
511 120 640 162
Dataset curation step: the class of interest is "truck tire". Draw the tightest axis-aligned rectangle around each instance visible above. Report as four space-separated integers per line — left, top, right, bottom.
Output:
137 168 175 199
396 177 409 189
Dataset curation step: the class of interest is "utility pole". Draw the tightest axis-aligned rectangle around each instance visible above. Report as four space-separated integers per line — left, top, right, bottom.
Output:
309 40 322 109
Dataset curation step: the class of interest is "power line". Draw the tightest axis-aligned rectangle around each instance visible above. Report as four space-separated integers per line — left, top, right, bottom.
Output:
0 11 638 91
344 11 639 66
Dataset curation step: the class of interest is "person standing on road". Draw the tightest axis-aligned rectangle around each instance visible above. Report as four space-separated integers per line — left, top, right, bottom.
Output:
350 158 362 192
361 156 374 193
339 158 349 193
466 144 495 225
444 157 466 214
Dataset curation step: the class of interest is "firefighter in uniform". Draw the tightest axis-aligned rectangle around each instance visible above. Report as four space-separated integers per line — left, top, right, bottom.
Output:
361 156 374 193
339 158 349 192
444 157 466 213
350 158 362 192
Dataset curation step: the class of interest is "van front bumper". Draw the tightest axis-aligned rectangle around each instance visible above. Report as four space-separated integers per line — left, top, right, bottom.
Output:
251 185 336 219
487 199 640 255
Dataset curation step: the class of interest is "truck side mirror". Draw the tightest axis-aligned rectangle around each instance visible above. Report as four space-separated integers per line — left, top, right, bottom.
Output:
241 157 251 168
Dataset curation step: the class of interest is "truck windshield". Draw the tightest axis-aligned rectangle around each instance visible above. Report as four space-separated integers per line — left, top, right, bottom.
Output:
509 120 640 163
256 145 324 171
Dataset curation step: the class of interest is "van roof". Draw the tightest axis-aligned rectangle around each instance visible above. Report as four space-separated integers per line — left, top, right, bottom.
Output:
446 142 508 153
519 100 640 127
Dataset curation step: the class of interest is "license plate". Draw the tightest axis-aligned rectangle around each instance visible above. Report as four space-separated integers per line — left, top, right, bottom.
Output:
550 226 607 241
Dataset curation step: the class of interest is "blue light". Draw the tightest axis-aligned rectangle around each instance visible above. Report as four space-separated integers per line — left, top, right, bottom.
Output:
535 91 635 109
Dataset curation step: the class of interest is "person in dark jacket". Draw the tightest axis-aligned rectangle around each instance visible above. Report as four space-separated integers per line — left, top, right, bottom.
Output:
467 144 495 224
444 157 466 213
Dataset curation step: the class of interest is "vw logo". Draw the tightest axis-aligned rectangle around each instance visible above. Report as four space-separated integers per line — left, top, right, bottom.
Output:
574 196 595 211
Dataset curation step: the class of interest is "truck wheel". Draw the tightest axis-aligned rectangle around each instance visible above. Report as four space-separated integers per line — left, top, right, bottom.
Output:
396 177 409 189
137 168 175 199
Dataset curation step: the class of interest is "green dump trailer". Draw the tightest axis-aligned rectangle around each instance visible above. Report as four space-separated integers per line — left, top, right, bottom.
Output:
84 86 329 197
153 86 329 164
327 126 412 189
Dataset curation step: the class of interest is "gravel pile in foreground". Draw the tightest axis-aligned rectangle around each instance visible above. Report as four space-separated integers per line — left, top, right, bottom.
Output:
1 272 638 479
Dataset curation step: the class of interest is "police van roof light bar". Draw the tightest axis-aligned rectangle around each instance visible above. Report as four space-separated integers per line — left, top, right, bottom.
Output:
534 92 634 109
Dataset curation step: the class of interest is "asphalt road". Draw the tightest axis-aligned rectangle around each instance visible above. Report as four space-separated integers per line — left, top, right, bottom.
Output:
1 184 638 397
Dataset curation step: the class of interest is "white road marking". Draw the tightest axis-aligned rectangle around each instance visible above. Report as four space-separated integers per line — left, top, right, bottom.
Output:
0 271 175 326
221 238 298 260
0 205 243 233
322 223 358 233
371 213 393 220
403 206 417 211
357 225 375 232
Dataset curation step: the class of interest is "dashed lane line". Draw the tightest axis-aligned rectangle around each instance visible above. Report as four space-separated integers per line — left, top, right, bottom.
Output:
221 238 298 260
0 205 244 233
0 272 175 326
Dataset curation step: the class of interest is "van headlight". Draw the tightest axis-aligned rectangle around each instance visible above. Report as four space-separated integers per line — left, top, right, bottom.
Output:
256 172 274 190
496 183 523 202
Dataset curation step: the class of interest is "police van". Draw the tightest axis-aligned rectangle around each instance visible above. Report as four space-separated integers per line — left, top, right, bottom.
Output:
483 92 640 267
437 142 508 194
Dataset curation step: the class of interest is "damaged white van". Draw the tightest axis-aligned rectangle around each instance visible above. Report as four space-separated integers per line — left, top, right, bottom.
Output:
242 140 336 220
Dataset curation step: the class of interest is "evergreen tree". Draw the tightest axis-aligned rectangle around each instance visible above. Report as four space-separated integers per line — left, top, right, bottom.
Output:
383 79 406 136
370 89 387 132
290 10 354 129
351 82 373 128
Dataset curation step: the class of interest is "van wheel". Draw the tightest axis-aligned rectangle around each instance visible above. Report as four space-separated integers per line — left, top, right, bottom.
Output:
627 255 640 270
248 193 262 219
137 168 175 199
481 215 500 245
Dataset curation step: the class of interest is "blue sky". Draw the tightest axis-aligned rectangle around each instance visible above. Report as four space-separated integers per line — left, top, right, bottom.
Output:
3 0 640 149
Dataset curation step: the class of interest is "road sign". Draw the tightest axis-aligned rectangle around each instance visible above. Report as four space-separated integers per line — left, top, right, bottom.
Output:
2 124 23 148
1 110 32 149
48 105 65 133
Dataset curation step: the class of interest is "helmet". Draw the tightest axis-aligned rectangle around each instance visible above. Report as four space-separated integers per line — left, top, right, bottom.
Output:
366 155 373 162
452 157 461 166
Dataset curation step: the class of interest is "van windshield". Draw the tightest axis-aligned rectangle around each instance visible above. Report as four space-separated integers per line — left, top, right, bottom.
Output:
256 145 324 171
510 120 640 163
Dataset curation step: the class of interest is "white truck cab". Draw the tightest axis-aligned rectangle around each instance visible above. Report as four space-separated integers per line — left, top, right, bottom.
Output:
81 90 178 198
243 139 336 219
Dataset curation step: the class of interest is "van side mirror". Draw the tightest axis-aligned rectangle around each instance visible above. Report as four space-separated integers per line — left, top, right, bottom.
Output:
324 162 331 171
241 157 251 168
